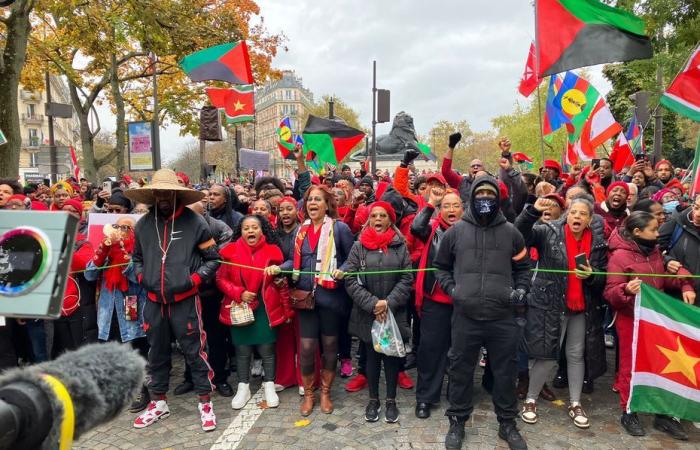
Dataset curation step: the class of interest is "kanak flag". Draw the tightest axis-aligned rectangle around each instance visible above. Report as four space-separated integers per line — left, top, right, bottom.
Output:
629 284 700 421
518 42 542 97
660 44 700 121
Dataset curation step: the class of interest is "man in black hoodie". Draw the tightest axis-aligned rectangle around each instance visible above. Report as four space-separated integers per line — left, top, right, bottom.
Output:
434 176 531 450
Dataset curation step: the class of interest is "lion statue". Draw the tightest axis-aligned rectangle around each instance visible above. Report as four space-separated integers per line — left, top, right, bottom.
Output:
350 111 419 161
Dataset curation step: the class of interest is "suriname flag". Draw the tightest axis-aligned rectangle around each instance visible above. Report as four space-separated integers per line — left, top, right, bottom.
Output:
629 283 700 421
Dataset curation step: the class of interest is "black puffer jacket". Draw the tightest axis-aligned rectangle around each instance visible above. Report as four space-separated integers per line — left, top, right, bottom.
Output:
345 235 413 343
659 207 700 294
434 177 531 321
515 205 608 380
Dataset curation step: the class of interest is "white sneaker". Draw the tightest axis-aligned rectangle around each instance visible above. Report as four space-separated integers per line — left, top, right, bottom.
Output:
298 386 305 396
231 382 251 409
133 400 170 428
199 401 217 432
251 359 263 377
263 381 280 408
274 383 285 392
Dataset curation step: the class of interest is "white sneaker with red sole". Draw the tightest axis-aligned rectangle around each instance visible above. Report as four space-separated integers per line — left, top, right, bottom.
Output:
199 401 217 432
133 400 170 429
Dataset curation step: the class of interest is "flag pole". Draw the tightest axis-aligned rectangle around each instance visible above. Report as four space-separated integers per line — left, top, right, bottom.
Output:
533 0 546 165
536 84 546 164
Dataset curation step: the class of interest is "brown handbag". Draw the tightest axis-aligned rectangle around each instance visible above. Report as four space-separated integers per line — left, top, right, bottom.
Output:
289 288 315 310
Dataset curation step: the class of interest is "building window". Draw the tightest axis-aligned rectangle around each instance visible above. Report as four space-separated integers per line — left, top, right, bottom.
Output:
27 104 35 117
28 128 39 146
30 152 38 167
285 90 292 100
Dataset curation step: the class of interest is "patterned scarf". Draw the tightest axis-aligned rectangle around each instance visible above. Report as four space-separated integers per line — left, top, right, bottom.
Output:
293 216 338 289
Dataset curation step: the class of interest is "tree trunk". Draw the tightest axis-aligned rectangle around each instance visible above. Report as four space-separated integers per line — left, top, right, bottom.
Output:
109 53 126 176
69 80 98 182
0 1 33 178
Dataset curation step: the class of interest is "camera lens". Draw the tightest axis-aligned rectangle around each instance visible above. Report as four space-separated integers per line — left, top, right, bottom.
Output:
0 227 52 297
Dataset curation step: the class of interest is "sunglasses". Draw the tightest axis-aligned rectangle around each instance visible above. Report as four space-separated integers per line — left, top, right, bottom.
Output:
111 224 133 231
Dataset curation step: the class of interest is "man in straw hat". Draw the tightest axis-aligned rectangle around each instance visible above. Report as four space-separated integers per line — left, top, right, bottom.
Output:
126 169 221 431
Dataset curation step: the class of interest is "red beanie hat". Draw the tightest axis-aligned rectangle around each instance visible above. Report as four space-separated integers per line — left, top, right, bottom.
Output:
543 193 565 209
369 201 396 223
542 159 562 174
176 171 190 186
654 159 672 170
279 196 298 208
7 194 27 203
606 181 630 196
62 198 84 213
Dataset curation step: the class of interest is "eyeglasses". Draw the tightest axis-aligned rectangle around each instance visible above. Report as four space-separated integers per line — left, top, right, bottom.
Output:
111 224 132 231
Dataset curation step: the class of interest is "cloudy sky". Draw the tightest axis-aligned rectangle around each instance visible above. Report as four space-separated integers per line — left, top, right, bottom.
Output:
102 0 612 161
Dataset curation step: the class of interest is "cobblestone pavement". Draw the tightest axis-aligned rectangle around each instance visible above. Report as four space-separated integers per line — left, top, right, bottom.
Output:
76 347 700 450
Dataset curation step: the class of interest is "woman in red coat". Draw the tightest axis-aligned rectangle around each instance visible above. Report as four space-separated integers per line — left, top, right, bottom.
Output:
216 215 292 410
605 211 695 439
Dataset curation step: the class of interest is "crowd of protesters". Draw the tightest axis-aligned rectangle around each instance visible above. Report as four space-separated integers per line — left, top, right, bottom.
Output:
0 134 698 449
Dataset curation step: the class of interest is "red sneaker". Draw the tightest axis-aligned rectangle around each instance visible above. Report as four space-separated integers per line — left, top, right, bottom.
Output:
345 373 368 392
398 371 414 389
133 400 170 429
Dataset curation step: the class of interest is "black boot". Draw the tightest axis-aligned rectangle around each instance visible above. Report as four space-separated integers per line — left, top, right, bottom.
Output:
620 412 645 436
445 416 466 449
653 415 688 440
552 369 567 389
498 420 527 450
415 402 431 419
128 385 150 413
581 378 594 394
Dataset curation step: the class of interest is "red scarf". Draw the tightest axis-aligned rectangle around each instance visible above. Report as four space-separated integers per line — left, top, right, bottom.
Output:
359 226 396 253
104 235 135 292
234 235 269 295
416 216 452 311
564 224 592 312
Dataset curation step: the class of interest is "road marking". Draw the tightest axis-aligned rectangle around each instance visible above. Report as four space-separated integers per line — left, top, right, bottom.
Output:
211 387 265 450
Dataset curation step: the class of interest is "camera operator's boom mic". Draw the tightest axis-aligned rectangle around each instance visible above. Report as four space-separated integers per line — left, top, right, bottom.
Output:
0 342 146 450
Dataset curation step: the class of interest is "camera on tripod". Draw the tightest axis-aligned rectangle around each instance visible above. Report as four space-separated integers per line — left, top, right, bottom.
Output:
0 211 78 318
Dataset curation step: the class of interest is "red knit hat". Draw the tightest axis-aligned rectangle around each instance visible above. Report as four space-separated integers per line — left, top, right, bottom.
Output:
279 196 298 208
7 194 27 203
369 201 396 223
543 193 565 209
541 159 562 174
62 198 84 213
176 171 190 186
606 181 630 196
654 159 672 170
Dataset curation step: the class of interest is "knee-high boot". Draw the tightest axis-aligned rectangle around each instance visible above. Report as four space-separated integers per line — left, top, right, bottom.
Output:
300 374 315 416
320 369 335 414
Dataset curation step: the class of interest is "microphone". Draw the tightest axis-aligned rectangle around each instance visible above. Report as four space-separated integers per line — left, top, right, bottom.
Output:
0 342 146 450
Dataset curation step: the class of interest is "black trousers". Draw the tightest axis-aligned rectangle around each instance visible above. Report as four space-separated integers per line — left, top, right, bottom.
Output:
143 297 214 395
183 292 229 385
446 314 519 421
364 342 402 399
416 300 452 404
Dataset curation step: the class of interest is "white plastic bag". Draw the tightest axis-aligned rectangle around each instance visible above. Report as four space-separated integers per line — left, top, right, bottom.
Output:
371 308 406 357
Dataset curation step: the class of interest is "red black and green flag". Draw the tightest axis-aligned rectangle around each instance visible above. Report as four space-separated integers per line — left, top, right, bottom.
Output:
536 0 653 76
302 115 365 166
629 284 700 421
179 41 254 85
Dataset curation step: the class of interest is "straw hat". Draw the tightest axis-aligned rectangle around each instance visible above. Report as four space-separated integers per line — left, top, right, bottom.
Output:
124 169 204 205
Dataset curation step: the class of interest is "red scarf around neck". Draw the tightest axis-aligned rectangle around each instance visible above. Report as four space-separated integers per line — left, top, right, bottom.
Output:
234 235 269 294
564 224 592 312
359 226 396 253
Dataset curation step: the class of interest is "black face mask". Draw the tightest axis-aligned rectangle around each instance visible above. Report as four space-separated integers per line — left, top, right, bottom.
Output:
474 198 498 217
